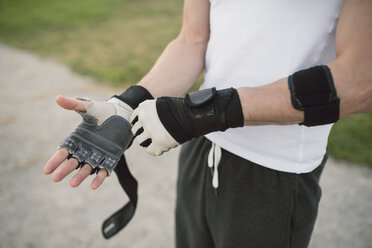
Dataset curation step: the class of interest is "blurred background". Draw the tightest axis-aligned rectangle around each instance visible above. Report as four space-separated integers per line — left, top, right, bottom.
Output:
0 0 371 247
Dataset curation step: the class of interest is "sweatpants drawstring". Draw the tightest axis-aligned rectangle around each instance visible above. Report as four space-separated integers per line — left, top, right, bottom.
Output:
207 142 222 192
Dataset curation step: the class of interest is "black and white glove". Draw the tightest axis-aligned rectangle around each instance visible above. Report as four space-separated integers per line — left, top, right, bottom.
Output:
59 86 153 175
130 87 244 156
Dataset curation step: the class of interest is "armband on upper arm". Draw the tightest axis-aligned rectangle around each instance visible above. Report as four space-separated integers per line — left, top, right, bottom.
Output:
288 65 340 126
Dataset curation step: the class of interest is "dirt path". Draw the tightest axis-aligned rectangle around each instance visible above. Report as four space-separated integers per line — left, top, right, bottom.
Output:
0 44 371 248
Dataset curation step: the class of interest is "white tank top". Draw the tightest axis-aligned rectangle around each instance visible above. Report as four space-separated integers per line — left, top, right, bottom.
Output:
202 0 343 173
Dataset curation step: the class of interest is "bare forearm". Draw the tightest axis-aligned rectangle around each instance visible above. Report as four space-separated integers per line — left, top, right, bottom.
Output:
238 59 372 126
138 36 208 98
138 0 210 98
237 78 303 126
238 0 372 126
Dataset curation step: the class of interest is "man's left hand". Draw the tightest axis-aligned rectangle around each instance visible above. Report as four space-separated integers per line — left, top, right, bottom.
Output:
130 87 244 156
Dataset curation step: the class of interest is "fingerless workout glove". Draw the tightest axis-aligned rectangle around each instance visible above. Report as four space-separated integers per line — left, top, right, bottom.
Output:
131 87 244 156
59 85 153 174
59 112 132 175
58 85 153 238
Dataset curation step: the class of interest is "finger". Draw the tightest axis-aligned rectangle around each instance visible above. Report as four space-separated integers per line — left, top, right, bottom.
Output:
56 95 91 112
135 129 151 146
91 169 108 190
130 108 139 124
130 115 138 126
69 164 93 187
44 148 69 175
140 138 152 147
52 158 79 182
131 121 143 136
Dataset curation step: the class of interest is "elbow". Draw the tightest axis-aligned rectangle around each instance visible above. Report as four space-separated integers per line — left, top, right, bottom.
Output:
349 56 372 114
351 86 372 114
334 53 372 117
177 27 210 46
355 81 372 114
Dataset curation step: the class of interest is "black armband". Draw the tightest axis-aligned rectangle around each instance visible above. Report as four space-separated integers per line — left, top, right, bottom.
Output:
113 85 153 109
288 65 340 126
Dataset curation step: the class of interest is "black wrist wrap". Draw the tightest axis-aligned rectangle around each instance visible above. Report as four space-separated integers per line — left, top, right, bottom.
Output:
156 87 244 144
114 85 153 109
288 65 340 126
101 85 152 239
102 155 138 239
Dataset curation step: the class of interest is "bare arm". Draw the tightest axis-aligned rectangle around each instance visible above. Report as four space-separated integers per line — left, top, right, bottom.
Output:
138 0 210 97
238 0 372 126
43 0 211 189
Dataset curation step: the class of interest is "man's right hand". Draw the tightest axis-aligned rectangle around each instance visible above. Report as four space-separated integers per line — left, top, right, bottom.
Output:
43 86 153 190
43 96 104 189
43 96 133 190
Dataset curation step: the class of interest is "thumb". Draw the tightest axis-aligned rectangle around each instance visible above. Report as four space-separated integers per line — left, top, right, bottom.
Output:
56 95 91 112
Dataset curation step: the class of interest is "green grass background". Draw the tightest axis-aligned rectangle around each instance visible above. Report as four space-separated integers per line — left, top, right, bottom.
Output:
0 0 184 86
1 0 371 166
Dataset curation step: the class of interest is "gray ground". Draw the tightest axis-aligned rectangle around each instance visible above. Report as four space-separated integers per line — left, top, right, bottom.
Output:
0 44 371 248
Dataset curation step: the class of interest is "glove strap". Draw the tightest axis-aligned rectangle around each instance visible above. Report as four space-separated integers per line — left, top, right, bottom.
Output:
102 155 138 239
114 85 153 109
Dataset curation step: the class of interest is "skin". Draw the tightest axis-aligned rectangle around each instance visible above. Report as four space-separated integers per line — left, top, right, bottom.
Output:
43 96 107 190
238 0 372 125
44 0 210 189
44 0 372 189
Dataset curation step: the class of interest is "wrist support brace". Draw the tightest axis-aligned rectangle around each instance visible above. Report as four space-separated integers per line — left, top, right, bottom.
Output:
156 87 244 143
288 65 340 126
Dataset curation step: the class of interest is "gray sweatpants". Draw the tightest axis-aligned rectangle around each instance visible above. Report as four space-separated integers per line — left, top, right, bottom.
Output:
176 137 326 248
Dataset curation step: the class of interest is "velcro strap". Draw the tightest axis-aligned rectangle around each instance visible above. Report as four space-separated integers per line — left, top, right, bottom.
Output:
102 155 138 239
114 85 154 109
303 100 340 126
186 87 216 106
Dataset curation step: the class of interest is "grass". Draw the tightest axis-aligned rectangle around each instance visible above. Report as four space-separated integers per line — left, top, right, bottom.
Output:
0 0 184 86
328 112 372 166
0 0 371 166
